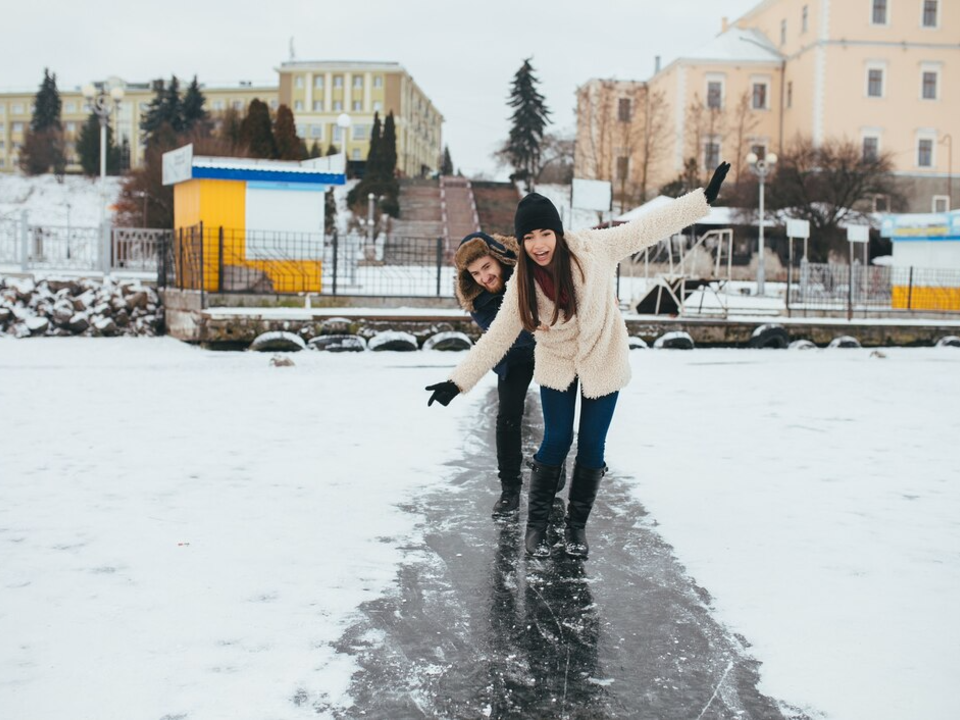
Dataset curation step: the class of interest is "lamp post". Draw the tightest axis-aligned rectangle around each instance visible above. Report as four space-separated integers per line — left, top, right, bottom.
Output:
940 134 953 210
82 83 124 272
745 151 778 296
336 112 351 173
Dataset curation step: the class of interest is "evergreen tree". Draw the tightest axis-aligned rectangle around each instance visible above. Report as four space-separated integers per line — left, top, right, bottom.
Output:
273 104 300 160
20 68 65 176
160 76 184 133
347 112 382 206
499 58 551 191
76 113 121 176
31 68 62 133
441 145 454 175
217 106 243 151
181 76 209 135
309 140 321 159
325 143 338 156
381 111 398 179
239 98 276 159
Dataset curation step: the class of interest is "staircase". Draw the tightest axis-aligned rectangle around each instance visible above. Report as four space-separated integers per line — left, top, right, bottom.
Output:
471 181 521 238
391 179 443 239
440 176 481 252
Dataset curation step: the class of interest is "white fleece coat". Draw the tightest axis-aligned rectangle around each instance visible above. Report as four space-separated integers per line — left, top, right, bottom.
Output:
449 189 711 399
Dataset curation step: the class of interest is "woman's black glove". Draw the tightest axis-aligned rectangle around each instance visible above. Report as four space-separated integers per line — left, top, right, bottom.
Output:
426 380 460 407
704 161 731 204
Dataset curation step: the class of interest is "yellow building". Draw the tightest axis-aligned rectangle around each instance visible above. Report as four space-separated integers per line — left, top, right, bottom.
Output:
575 0 958 213
276 60 443 177
1 61 443 179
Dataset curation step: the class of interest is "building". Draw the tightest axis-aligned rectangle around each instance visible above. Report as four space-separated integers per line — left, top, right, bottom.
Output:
276 60 443 178
0 61 443 179
575 0 958 213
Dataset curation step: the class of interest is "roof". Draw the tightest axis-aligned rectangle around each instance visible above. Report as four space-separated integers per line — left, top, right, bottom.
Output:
162 144 346 186
615 195 777 227
654 26 783 78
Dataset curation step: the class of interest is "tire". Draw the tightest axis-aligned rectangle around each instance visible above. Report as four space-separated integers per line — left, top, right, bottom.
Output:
748 324 789 349
828 335 861 349
788 339 817 350
653 331 695 350
935 335 960 348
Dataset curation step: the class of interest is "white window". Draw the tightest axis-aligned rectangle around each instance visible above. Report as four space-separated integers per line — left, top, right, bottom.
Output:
139 102 150 111
862 136 879 162
373 101 383 112
213 100 224 110
922 0 939 28
333 125 343 142
802 5 809 33
703 137 721 170
0 123 5 133
313 75 324 88
752 80 770 109
333 100 342 111
65 121 76 133
12 122 23 133
872 0 887 25
233 100 244 111
352 148 361 160
352 124 368 140
917 137 934 167
353 76 363 88
270 100 278 110
313 100 324 112
352 100 362 111
64 101 76 113
373 76 383 88
295 76 304 89
310 124 323 138
706 78 724 109
12 103 24 114
0 159 4 167
921 67 940 99
294 100 304 111
933 195 950 212
334 76 343 88
0 106 5 115
866 65 885 97
0 139 5 148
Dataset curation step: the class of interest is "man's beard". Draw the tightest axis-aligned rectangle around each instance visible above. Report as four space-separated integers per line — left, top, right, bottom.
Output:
484 277 504 293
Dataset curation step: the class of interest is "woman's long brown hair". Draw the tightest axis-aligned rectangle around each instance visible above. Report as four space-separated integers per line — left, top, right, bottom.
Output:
515 232 583 332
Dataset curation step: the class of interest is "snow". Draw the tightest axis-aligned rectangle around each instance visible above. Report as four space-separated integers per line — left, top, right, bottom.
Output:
0 173 124 228
1 338 959 720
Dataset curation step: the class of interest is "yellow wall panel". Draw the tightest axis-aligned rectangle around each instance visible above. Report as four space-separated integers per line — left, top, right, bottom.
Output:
892 286 960 312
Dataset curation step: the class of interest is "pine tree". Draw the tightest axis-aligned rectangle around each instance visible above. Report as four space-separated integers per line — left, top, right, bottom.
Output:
381 112 398 179
309 140 321 159
77 113 121 176
273 104 300 160
500 58 551 191
160 76 184 133
441 145 454 176
181 76 209 135
239 98 276 159
325 143 338 156
31 68 62 133
20 68 65 176
347 112 382 206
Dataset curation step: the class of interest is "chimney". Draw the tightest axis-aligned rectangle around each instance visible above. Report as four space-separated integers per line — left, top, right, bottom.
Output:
722 16 729 33
654 55 661 74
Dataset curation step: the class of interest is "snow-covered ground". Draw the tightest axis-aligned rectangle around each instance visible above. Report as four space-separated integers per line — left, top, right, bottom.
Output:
1 338 958 720
0 173 123 228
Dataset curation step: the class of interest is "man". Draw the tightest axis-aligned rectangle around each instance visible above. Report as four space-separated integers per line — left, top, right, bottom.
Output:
453 232 536 518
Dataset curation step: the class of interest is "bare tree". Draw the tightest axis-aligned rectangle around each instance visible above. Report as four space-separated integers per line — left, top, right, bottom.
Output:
637 88 671 203
536 132 575 184
574 79 616 181
730 91 761 190
685 94 726 185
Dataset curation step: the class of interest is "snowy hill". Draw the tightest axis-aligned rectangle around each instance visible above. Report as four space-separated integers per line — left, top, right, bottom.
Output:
0 173 124 228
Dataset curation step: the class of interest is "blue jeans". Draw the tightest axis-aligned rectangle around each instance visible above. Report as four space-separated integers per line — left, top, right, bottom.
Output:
535 378 618 470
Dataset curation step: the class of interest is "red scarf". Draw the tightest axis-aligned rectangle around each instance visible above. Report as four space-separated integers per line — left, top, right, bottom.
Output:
532 264 569 308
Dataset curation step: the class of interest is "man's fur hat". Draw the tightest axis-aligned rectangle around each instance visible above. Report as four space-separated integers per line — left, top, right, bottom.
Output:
454 232 520 312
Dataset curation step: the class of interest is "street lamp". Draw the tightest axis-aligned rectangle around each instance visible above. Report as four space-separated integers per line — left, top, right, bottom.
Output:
336 112 351 173
82 83 124 272
745 151 778 296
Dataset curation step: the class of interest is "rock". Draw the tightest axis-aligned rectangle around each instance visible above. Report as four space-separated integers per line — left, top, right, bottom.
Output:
309 334 367 353
126 291 148 311
93 317 119 336
788 339 817 350
45 278 81 295
870 350 887 359
52 299 75 325
73 290 96 311
828 335 861 349
114 309 131 328
653 331 695 350
25 316 49 336
320 317 354 335
628 336 649 349
93 302 112 317
249 331 306 352
368 331 419 352
422 331 472 351
67 313 90 334
0 307 12 328
6 278 36 301
270 354 296 367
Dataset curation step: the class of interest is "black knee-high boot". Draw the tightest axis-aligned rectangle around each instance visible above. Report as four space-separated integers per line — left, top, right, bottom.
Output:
524 459 565 557
564 463 606 558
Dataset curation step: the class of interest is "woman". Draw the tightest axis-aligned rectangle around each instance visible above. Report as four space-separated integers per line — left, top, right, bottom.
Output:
427 163 730 558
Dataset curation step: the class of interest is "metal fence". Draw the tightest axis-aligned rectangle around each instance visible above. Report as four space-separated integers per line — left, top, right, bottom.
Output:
787 262 960 314
157 224 456 298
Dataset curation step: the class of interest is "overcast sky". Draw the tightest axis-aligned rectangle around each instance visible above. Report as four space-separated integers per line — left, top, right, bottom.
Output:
2 0 761 178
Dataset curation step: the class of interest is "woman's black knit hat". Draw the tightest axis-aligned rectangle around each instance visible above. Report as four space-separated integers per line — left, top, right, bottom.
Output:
514 193 563 240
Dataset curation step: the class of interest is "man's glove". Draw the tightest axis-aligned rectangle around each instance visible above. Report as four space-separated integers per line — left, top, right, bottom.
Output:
426 380 460 407
704 161 731 204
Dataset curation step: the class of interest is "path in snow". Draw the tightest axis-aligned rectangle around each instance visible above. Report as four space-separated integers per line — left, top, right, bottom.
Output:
331 389 811 719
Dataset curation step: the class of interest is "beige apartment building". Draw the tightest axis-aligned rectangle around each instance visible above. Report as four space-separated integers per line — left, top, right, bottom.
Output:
0 61 442 178
575 0 958 213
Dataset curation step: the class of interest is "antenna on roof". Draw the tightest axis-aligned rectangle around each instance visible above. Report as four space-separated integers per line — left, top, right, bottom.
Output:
289 37 296 61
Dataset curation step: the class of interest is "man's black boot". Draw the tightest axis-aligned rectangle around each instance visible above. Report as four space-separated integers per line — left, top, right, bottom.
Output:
524 459 565 557
564 463 606 558
493 418 523 518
